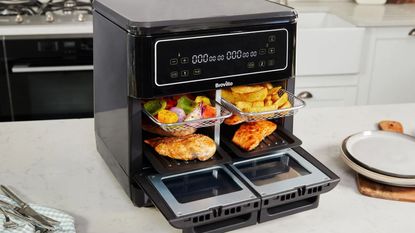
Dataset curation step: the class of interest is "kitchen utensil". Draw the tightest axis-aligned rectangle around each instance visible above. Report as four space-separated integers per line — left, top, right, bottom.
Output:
0 206 18 229
356 174 415 202
0 199 59 225
342 130 415 178
0 185 54 228
221 88 305 122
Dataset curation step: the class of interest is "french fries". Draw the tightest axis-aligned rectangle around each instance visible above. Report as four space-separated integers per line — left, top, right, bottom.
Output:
222 83 291 113
236 101 252 110
231 85 263 94
233 87 268 102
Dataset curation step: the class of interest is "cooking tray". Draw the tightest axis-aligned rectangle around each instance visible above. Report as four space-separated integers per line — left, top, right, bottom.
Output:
221 125 302 158
143 99 232 133
221 89 305 122
144 144 231 174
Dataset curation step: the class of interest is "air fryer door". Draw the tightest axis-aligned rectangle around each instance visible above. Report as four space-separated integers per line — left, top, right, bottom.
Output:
134 165 261 233
229 147 340 223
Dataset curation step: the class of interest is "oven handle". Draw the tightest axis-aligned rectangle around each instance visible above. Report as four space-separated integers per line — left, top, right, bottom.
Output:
11 64 93 73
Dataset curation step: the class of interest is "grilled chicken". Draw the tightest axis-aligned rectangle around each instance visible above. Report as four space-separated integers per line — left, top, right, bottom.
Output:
144 134 216 161
224 114 245 125
232 120 277 151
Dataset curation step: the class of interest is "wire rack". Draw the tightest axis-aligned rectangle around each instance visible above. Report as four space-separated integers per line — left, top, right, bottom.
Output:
221 89 305 122
144 99 232 133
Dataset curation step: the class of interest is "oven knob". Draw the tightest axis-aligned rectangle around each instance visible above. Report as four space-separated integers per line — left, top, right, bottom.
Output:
78 13 85 22
45 12 55 23
15 14 23 24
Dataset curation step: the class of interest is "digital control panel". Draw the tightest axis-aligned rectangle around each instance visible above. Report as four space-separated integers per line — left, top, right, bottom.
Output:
154 29 289 86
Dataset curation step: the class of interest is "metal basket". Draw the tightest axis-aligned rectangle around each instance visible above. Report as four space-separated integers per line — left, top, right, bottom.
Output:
221 89 306 122
144 99 232 133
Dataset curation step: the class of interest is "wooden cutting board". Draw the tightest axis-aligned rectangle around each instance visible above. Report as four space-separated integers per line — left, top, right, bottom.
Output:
355 120 415 202
356 174 415 202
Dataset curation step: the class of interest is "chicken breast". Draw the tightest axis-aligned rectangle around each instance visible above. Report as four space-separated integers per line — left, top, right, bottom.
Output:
224 114 245 125
144 134 216 161
232 120 277 151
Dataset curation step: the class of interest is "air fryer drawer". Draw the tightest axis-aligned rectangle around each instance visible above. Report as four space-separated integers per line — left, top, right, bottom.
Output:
134 165 260 232
229 147 340 223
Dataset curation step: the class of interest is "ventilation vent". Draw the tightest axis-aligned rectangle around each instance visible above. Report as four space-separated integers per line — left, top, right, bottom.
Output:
307 185 323 195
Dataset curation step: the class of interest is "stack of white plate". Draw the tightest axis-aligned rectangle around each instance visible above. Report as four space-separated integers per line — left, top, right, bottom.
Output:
341 130 415 187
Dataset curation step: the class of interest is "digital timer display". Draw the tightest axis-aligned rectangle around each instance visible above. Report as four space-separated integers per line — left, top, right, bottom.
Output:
154 29 289 86
191 50 258 64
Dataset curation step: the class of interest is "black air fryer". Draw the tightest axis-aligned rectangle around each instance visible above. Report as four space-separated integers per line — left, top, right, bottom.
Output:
93 0 339 232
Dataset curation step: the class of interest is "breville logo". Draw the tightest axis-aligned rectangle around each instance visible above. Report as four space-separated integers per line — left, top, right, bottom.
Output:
215 81 233 88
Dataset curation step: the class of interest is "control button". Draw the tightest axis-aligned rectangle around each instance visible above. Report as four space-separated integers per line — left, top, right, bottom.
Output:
181 70 189 77
180 57 189 64
267 59 275 66
247 62 255 69
170 58 178 65
170 71 179 79
259 49 266 55
193 68 202 75
268 47 276 54
268 35 276 42
259 60 266 68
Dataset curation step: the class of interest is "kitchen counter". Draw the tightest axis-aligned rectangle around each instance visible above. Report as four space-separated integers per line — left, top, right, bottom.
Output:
291 2 415 27
0 103 414 233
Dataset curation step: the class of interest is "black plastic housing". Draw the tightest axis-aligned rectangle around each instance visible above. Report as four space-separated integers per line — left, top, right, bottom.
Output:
93 1 340 233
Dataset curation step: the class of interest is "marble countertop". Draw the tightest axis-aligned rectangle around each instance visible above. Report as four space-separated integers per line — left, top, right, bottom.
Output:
291 2 415 27
0 103 414 233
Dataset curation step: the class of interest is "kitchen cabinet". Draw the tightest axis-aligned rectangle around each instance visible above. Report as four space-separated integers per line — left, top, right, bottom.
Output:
357 27 415 105
296 86 357 108
295 12 364 108
296 75 359 107
0 39 11 121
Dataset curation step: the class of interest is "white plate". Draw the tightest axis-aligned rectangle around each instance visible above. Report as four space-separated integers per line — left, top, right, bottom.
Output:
340 150 415 187
342 130 415 178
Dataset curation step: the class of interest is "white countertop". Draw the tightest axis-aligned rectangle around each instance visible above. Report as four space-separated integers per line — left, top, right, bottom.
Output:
0 103 414 233
292 2 415 27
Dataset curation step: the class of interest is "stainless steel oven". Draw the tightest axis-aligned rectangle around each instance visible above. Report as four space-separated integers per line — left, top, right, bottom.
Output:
4 37 93 121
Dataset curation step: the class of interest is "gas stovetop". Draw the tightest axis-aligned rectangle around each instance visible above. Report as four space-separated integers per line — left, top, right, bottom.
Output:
0 0 92 25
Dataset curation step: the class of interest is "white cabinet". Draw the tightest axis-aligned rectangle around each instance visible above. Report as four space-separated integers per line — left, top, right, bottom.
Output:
358 27 415 105
296 75 358 108
295 12 364 107
296 86 357 108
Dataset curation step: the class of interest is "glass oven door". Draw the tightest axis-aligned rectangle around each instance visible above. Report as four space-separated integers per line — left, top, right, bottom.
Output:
135 165 261 232
9 64 93 121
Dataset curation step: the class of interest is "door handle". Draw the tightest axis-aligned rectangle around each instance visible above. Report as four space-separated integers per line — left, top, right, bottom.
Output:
297 91 313 99
409 28 415 36
11 65 93 73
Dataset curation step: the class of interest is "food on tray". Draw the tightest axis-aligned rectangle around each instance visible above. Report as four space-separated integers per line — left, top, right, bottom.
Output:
222 84 291 113
378 120 404 133
157 110 179 124
144 95 217 124
144 134 216 161
143 99 167 115
232 120 277 151
224 114 245 125
142 121 196 136
231 85 264 94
